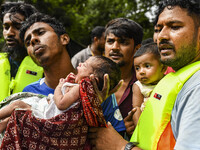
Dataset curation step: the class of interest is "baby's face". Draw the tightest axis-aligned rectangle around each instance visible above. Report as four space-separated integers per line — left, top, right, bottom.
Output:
134 53 165 85
75 57 95 83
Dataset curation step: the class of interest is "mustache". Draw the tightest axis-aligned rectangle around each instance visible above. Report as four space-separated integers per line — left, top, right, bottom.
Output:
158 39 175 49
6 37 19 43
159 39 174 46
109 52 123 57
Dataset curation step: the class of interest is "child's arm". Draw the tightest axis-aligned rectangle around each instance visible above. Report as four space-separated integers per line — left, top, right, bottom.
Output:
54 78 80 110
0 100 31 133
0 117 9 133
132 83 144 125
0 100 31 120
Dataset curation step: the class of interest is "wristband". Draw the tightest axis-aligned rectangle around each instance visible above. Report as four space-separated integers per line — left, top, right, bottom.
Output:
124 142 138 150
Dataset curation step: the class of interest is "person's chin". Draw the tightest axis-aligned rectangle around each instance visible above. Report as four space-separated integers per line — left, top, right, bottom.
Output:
7 44 16 48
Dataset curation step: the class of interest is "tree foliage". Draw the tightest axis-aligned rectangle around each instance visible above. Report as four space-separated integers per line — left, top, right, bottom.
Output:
1 0 160 48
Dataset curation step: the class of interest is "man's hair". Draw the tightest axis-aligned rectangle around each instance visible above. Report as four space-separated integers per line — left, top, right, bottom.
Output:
20 12 67 41
20 12 71 55
141 38 154 45
154 0 200 26
91 26 105 43
0 2 38 21
134 42 160 59
105 18 143 47
92 56 121 91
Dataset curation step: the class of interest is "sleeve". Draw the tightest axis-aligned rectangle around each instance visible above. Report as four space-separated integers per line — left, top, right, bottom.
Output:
173 83 200 150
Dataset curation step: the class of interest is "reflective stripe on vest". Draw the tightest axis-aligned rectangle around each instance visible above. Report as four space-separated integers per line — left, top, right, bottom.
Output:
131 61 200 150
0 54 43 101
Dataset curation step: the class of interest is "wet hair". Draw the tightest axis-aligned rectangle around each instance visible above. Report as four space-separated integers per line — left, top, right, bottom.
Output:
20 12 71 55
91 56 121 91
134 42 160 59
91 26 105 43
154 0 200 27
0 2 38 22
105 18 143 47
20 12 67 41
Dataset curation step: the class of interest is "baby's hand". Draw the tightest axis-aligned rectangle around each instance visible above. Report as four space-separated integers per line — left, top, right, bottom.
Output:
57 78 66 88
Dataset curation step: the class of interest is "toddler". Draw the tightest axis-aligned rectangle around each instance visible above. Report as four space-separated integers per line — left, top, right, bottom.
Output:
132 42 167 124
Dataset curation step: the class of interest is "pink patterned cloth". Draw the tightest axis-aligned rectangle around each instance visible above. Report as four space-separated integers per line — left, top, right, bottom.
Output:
1 77 106 150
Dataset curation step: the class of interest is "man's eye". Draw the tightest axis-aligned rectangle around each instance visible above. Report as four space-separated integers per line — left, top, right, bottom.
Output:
38 31 45 35
3 25 9 30
106 40 113 44
13 22 21 30
25 41 30 47
119 39 129 45
171 26 181 30
15 24 21 30
154 29 160 33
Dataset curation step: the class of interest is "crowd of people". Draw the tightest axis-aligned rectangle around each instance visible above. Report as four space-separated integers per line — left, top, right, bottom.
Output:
0 0 200 149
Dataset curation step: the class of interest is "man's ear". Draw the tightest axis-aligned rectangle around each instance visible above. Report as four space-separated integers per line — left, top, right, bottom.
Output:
60 33 70 45
132 44 141 59
94 37 98 43
134 44 141 54
135 44 141 51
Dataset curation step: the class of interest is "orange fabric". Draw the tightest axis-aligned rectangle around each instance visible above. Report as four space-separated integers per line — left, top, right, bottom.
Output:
157 122 176 150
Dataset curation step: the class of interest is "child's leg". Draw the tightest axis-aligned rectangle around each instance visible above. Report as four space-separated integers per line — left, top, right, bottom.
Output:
0 100 31 120
0 117 9 133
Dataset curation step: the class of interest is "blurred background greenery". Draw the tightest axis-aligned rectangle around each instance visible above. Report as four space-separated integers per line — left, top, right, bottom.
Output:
0 0 160 56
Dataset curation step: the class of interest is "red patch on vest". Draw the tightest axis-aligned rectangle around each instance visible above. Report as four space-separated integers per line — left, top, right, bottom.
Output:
154 93 162 100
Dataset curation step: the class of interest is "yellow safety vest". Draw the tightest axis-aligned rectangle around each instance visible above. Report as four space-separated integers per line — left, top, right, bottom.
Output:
131 61 200 150
0 53 43 101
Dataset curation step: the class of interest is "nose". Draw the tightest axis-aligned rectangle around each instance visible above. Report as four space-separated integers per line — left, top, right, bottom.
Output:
6 27 15 37
157 26 169 43
31 35 40 46
112 41 120 50
139 68 145 75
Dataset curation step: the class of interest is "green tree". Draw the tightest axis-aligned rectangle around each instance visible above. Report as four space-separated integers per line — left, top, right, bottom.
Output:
0 0 159 50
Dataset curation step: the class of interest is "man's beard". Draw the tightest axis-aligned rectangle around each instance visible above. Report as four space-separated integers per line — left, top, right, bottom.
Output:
97 45 105 53
160 44 197 71
2 43 27 62
117 60 126 67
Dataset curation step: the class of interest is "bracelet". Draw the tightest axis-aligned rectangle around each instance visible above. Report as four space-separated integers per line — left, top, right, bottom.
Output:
124 142 138 150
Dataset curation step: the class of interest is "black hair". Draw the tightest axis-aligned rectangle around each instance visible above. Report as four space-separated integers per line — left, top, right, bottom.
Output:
91 26 105 43
20 12 67 41
141 38 154 45
0 2 38 22
154 0 200 26
20 12 71 56
105 18 143 47
134 42 160 59
91 56 121 91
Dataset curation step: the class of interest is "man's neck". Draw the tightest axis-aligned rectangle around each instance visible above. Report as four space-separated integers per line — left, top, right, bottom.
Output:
114 64 134 104
90 44 103 56
120 64 134 82
43 52 77 89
